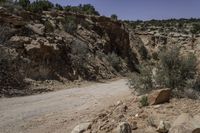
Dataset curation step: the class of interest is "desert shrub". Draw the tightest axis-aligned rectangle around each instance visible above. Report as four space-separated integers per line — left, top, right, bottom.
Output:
64 6 79 13
186 74 200 92
0 0 6 4
139 45 148 60
182 87 200 100
64 16 77 34
70 40 89 64
96 50 106 59
64 4 100 16
44 21 54 32
80 19 91 30
156 46 197 89
106 52 123 72
81 4 99 15
0 0 13 5
139 96 149 107
0 25 15 44
0 47 27 97
111 14 118 21
129 64 153 94
184 74 200 99
129 46 199 96
69 40 91 78
28 0 54 13
152 52 159 60
18 0 30 9
55 3 63 10
191 23 200 34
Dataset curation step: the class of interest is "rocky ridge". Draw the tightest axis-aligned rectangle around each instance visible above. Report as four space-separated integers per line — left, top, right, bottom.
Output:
0 7 141 97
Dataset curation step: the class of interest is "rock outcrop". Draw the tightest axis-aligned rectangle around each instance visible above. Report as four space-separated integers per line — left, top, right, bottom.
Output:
0 7 142 96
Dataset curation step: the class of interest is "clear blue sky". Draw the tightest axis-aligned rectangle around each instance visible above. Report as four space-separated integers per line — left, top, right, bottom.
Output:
48 0 200 20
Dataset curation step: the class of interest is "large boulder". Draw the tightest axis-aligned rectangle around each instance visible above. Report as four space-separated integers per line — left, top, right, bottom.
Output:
169 113 200 133
114 122 132 133
148 88 171 105
71 123 91 133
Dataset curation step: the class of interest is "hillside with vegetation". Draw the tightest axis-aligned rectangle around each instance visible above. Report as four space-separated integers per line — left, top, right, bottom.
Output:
1 0 200 133
0 0 142 97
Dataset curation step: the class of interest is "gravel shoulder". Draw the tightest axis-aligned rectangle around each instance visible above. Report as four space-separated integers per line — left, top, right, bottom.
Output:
0 79 131 133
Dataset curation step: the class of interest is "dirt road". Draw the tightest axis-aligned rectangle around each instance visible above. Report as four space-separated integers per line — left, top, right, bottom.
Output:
0 79 131 133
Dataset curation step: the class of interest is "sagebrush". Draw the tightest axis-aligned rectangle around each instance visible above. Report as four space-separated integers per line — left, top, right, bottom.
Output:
129 46 199 97
106 52 124 72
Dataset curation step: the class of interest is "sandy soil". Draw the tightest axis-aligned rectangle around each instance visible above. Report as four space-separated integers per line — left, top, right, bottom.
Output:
0 79 131 133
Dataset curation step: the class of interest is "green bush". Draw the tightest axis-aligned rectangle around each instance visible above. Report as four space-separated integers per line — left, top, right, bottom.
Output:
185 74 200 91
191 23 200 34
140 96 149 107
70 40 89 74
79 19 91 30
44 21 54 32
129 64 153 94
0 0 6 4
111 14 118 21
139 45 149 60
81 4 99 15
0 0 13 5
18 0 30 9
129 46 199 96
106 52 123 72
55 3 63 10
64 16 77 34
28 0 54 13
156 46 197 89
64 4 100 16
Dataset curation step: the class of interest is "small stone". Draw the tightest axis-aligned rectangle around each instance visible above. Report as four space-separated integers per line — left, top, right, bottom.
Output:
71 123 91 133
117 100 122 105
154 105 162 109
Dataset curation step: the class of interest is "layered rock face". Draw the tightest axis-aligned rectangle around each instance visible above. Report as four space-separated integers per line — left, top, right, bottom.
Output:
135 29 200 63
0 7 141 96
